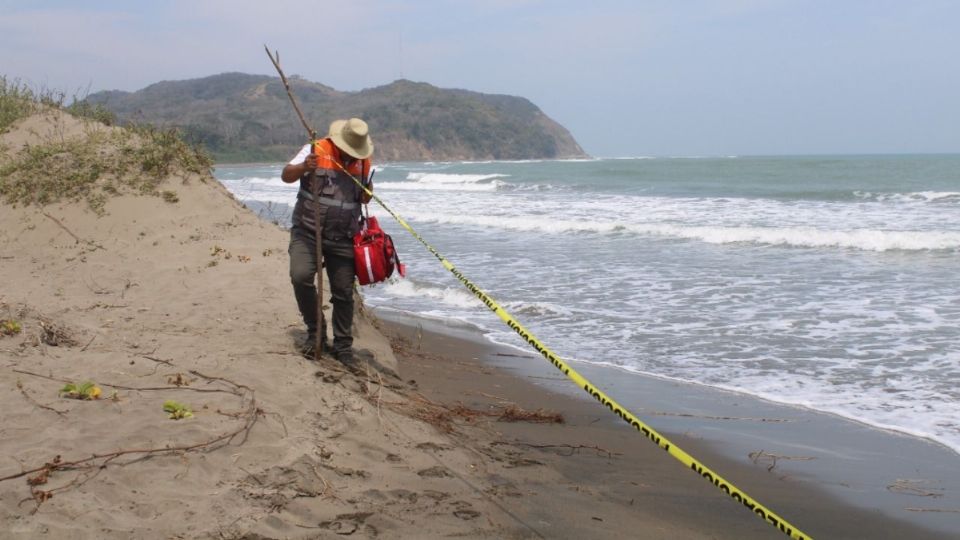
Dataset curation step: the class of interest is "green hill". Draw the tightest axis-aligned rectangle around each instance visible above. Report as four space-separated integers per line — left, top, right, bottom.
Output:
84 73 588 163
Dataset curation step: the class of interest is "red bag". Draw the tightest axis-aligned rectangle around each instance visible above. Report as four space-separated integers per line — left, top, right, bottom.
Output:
353 215 405 285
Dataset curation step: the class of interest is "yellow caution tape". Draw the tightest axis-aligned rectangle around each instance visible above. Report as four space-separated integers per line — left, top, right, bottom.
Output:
310 150 812 540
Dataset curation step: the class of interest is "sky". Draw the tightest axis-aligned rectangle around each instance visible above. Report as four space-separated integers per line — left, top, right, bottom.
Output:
1 0 958 157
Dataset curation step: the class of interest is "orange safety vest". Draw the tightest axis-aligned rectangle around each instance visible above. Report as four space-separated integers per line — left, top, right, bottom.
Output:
313 138 371 201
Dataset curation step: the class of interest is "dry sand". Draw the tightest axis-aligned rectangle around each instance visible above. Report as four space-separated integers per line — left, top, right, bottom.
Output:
1 111 954 539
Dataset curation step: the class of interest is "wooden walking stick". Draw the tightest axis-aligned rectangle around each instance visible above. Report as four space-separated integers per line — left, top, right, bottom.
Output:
309 147 324 361
264 45 324 360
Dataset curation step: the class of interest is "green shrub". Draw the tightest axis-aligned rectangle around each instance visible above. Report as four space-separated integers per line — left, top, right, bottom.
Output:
0 108 213 214
67 100 116 126
163 400 193 419
59 381 102 400
0 75 213 213
0 319 22 336
0 77 37 132
127 123 212 177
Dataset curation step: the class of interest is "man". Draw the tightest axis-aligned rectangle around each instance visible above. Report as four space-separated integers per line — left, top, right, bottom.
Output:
281 118 374 367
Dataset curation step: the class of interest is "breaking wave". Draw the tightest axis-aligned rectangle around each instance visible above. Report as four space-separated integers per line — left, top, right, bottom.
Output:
398 212 960 251
376 172 509 192
854 191 960 204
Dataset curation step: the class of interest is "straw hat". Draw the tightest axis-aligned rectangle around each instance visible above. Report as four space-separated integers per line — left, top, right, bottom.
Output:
328 118 373 159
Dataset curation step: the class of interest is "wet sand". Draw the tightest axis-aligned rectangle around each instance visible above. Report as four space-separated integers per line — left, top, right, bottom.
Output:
380 313 960 539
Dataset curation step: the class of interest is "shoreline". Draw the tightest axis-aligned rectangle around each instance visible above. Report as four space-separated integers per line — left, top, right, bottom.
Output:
377 305 960 460
212 159 959 537
490 334 960 460
211 164 960 535
376 309 960 538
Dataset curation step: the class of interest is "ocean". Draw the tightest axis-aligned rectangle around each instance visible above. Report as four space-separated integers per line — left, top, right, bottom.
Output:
214 154 960 455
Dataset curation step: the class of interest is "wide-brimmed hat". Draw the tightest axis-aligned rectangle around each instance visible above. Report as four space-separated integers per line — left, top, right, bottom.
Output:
328 118 373 159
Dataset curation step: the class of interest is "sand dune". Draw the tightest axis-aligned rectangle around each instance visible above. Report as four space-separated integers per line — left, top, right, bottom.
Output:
0 110 535 538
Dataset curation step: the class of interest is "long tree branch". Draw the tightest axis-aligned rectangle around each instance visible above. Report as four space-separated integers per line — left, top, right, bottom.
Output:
264 44 324 360
263 45 316 140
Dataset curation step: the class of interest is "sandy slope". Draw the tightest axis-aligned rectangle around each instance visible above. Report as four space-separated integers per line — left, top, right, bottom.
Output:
0 111 535 539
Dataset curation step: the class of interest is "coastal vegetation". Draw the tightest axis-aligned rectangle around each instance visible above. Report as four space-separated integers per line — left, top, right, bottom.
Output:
0 318 22 336
58 381 102 401
0 77 38 131
1 76 116 131
163 400 194 420
0 77 212 214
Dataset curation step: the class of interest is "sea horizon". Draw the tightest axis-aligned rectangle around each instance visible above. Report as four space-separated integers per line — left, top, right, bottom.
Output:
213 151 960 167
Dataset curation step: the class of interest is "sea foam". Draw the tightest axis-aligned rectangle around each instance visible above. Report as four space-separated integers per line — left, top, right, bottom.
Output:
396 211 960 251
377 279 480 309
374 172 510 192
855 191 960 204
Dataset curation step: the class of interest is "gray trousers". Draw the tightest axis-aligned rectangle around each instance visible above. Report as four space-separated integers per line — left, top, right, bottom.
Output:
289 226 355 354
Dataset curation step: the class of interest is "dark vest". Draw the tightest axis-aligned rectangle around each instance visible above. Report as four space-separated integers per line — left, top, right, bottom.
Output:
291 138 371 242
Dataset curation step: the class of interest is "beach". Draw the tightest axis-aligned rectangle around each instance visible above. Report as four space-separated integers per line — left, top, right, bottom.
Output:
1 111 958 539
383 316 959 539
218 154 960 460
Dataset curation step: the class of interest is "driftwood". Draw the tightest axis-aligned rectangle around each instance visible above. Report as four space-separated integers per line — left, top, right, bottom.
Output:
491 441 621 459
41 211 79 244
41 211 104 251
379 393 564 434
748 449 816 472
887 478 945 498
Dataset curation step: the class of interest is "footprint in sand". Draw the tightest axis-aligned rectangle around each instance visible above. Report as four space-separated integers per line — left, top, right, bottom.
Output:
319 512 376 536
450 500 481 520
417 465 452 478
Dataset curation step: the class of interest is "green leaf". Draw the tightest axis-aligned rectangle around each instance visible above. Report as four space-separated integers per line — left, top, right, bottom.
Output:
163 400 193 420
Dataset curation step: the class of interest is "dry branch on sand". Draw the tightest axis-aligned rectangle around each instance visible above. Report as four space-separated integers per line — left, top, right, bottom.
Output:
748 449 816 472
491 441 622 459
15 380 68 416
887 479 945 498
379 393 564 434
498 405 564 424
1 370 260 514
